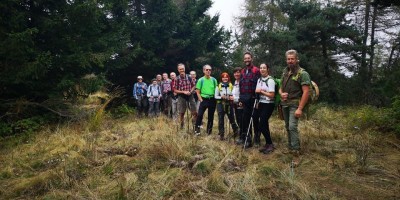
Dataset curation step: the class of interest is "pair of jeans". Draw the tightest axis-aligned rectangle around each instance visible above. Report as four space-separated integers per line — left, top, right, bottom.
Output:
282 105 300 150
195 98 216 134
258 102 275 145
217 102 238 135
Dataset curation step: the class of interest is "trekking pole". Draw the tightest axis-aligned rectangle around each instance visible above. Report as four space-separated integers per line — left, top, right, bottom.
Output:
186 100 190 134
243 99 258 149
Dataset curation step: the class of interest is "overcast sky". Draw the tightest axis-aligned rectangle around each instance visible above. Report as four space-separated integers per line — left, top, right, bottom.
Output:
208 0 245 31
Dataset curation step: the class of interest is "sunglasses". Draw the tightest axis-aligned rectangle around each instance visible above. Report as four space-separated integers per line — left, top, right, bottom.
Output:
205 69 212 71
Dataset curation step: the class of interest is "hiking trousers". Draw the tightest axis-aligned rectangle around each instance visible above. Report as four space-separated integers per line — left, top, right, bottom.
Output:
258 102 275 145
195 98 216 134
217 102 238 136
282 105 300 150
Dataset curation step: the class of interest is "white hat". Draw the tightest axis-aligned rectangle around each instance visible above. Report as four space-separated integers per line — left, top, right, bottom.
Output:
137 76 143 79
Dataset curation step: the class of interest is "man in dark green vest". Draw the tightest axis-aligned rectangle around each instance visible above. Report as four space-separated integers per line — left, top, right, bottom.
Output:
279 49 311 167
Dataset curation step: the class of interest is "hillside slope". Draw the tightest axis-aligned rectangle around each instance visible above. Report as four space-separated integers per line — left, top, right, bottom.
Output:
0 106 399 199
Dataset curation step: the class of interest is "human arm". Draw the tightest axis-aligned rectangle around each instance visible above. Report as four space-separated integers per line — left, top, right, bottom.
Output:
295 84 310 118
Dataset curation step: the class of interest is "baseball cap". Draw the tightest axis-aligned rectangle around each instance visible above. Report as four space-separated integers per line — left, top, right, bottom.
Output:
137 76 143 79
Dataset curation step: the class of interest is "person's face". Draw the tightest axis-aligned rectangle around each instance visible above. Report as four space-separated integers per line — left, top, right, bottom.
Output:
178 66 185 75
203 66 212 76
222 77 229 83
162 74 168 80
138 78 143 82
234 71 241 80
190 73 196 79
260 64 269 76
156 75 162 80
152 80 157 85
170 73 176 79
244 54 252 67
286 54 298 66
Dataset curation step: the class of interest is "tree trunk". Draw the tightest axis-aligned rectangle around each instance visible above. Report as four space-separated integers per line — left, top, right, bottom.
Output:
368 4 377 83
134 0 143 18
360 0 371 103
269 0 275 31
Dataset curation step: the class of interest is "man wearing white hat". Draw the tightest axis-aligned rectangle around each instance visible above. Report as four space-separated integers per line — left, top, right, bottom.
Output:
133 76 148 117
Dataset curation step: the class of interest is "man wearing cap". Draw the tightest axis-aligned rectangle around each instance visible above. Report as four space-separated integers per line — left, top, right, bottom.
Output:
194 64 217 135
133 76 148 117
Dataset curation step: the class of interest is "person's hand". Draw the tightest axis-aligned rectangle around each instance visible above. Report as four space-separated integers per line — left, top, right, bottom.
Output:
255 88 261 93
281 92 288 101
295 108 303 118
229 96 234 101
222 95 226 99
238 102 242 107
199 97 203 102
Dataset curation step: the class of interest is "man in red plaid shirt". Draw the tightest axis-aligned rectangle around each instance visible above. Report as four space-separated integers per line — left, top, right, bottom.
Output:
172 63 197 129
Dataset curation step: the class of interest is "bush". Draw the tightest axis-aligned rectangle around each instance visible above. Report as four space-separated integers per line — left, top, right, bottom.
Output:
110 104 135 118
0 116 47 137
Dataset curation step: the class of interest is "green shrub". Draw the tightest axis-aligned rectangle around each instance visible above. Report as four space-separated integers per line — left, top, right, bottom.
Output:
0 116 47 137
111 104 135 118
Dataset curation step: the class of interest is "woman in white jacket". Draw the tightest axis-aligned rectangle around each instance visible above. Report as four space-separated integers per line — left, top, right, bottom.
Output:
255 63 276 154
215 72 239 140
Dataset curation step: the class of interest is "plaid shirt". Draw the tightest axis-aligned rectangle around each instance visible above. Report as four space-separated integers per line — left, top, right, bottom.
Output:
239 65 260 98
172 74 194 92
161 79 172 94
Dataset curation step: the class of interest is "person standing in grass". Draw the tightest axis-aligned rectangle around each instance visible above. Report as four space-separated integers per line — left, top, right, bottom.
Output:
161 73 172 116
190 71 200 112
232 67 242 139
279 49 311 166
172 63 197 129
236 52 260 148
255 63 276 154
194 65 217 136
133 76 148 117
215 72 239 140
147 79 162 117
170 72 178 121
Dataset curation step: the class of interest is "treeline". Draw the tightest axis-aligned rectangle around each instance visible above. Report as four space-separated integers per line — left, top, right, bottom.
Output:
236 0 400 106
0 0 400 136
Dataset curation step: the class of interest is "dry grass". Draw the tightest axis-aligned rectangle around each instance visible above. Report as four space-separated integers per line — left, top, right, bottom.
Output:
0 105 399 199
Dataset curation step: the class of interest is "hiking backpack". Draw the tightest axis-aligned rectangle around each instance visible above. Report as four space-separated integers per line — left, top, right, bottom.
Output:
259 77 281 105
290 68 319 104
198 76 217 90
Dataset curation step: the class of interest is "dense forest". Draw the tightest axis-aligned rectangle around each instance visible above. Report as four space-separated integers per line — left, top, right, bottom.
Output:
1 0 400 136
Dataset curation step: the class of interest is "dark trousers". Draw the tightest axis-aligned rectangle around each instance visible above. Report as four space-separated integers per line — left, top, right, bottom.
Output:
240 98 259 143
195 98 216 134
258 102 275 145
136 96 148 116
235 105 243 135
217 102 238 135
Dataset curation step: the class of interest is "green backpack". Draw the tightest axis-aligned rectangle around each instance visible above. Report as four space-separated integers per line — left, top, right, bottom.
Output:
260 77 281 105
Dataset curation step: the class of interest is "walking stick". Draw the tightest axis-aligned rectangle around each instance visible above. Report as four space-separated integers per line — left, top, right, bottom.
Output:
244 99 258 149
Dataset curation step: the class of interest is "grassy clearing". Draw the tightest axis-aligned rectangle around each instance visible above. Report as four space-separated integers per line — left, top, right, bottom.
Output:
0 105 399 199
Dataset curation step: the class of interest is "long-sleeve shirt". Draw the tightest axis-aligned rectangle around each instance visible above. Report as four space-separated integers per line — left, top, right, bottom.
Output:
239 65 260 101
256 76 275 103
215 82 233 102
232 80 240 103
133 82 148 99
147 84 161 102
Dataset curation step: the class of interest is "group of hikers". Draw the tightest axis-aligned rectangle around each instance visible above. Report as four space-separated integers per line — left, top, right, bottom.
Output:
133 49 312 166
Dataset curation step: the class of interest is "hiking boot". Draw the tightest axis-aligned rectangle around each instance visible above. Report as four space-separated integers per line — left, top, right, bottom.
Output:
219 134 225 141
235 138 244 145
261 144 275 154
194 127 200 136
244 141 253 149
